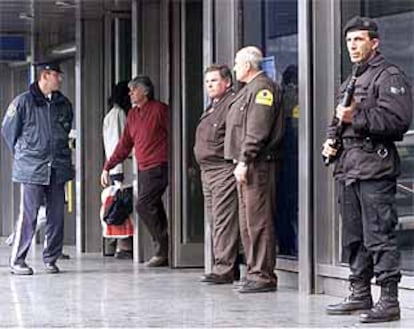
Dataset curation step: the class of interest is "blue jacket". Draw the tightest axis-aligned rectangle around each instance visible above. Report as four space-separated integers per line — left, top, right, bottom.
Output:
1 82 74 185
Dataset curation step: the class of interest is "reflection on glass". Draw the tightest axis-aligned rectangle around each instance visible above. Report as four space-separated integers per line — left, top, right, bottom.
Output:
184 0 204 243
243 0 299 258
379 11 414 273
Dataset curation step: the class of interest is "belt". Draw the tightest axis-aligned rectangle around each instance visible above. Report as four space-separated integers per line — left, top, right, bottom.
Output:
341 137 366 149
341 137 389 158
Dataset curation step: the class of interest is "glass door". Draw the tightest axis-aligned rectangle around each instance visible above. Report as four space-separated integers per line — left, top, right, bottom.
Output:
171 0 204 267
242 0 299 259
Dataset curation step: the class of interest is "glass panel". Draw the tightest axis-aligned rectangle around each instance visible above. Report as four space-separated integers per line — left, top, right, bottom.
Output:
340 0 414 272
242 0 299 258
183 0 204 243
118 18 131 82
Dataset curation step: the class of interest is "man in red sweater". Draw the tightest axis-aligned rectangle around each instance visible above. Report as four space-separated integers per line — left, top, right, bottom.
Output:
101 75 169 267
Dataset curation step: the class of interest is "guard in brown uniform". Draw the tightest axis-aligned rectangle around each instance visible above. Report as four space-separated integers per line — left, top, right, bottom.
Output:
225 46 284 293
194 65 239 284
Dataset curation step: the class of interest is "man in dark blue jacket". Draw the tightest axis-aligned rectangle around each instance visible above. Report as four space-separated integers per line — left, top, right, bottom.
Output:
1 61 74 275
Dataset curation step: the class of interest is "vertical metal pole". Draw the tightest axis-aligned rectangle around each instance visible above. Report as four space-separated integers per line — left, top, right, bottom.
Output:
75 0 84 254
131 0 140 263
202 0 214 274
115 17 120 83
180 1 188 246
298 0 313 295
29 0 36 83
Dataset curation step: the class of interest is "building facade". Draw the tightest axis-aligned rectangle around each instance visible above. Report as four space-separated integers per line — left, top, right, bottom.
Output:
0 0 413 295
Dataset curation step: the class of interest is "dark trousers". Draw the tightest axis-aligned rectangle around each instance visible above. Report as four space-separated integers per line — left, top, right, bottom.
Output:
201 165 239 278
137 165 169 258
339 179 401 284
11 178 65 265
238 161 279 284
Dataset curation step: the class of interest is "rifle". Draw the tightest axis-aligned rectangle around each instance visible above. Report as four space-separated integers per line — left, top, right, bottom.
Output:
323 63 365 166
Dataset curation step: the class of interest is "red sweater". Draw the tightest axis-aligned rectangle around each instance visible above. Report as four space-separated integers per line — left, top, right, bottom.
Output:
104 100 168 171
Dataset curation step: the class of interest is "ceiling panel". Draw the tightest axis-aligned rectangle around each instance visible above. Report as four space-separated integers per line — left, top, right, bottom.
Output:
0 0 131 35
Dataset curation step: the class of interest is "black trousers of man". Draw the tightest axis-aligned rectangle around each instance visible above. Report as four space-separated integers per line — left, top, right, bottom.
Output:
11 169 65 266
339 178 401 285
136 165 169 258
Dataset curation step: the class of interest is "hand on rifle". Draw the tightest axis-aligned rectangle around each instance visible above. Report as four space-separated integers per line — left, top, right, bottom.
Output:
335 100 355 123
322 139 338 158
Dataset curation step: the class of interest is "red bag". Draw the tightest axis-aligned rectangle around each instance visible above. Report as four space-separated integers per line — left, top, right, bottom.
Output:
100 186 134 238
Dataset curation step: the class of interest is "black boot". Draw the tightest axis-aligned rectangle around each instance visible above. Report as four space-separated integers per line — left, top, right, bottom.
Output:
359 282 400 323
326 281 373 315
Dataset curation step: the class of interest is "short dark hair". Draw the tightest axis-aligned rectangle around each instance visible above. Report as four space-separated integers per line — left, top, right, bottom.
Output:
204 64 233 87
128 75 154 100
108 80 131 113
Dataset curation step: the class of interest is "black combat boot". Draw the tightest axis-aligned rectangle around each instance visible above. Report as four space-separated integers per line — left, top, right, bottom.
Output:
326 281 373 315
359 282 400 323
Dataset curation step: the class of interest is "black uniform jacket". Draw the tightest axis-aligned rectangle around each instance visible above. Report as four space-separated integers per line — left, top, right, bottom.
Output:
194 89 235 170
328 53 413 183
224 72 284 164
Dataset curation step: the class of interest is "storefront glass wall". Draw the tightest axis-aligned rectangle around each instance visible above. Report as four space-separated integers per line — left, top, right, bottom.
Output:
340 0 414 273
242 0 299 258
183 0 204 244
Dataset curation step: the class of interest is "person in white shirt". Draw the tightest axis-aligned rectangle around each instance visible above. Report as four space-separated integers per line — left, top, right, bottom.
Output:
102 81 134 259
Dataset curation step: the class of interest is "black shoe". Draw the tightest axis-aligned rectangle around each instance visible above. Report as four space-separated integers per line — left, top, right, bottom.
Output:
238 280 276 293
114 250 133 260
200 273 233 284
359 282 400 323
326 281 373 315
145 256 168 267
10 262 33 275
45 263 60 274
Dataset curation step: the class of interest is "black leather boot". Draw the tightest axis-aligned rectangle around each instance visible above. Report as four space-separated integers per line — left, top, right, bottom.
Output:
326 281 373 315
359 282 400 323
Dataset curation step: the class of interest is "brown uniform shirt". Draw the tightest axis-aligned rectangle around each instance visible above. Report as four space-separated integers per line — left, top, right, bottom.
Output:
194 90 235 169
224 72 283 163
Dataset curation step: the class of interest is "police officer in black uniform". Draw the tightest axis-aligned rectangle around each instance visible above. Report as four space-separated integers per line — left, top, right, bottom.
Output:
2 61 73 275
322 17 412 323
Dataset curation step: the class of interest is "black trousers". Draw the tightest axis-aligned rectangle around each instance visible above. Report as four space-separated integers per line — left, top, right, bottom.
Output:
136 165 169 258
339 178 401 284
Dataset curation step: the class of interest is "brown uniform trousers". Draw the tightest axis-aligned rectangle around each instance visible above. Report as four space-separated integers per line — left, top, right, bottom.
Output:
194 90 239 278
238 161 279 284
201 165 239 278
224 72 284 286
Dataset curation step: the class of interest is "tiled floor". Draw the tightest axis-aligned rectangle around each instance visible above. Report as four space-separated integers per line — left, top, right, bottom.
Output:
0 246 413 328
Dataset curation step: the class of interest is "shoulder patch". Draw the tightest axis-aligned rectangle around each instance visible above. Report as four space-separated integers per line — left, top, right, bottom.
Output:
390 86 406 95
255 89 274 107
6 103 17 118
